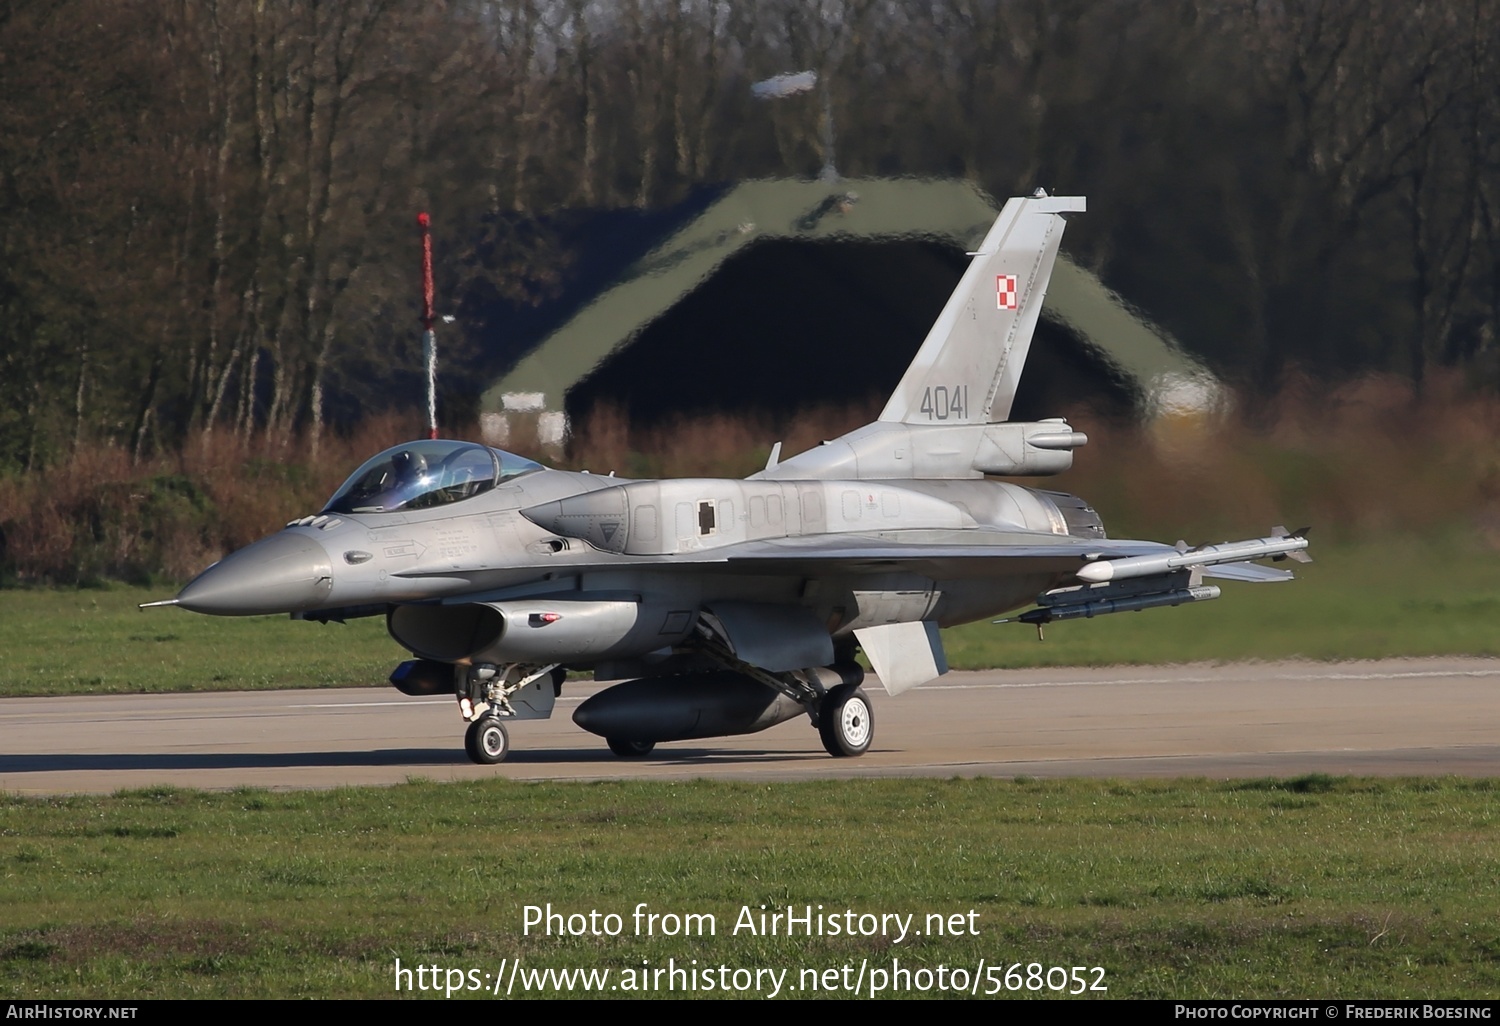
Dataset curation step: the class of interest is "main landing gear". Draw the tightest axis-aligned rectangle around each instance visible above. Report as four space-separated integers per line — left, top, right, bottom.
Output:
606 738 656 757
579 672 874 759
817 683 874 757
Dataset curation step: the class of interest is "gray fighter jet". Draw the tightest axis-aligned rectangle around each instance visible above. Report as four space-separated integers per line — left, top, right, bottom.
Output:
153 193 1309 764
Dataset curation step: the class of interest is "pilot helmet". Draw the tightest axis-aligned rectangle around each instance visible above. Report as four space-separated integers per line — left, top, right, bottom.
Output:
390 449 429 483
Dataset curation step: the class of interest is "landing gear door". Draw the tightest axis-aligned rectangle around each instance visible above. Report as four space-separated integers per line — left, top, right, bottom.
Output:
854 621 949 696
508 675 557 720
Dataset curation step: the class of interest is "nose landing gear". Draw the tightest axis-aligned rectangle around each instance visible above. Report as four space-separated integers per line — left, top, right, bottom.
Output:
465 717 510 764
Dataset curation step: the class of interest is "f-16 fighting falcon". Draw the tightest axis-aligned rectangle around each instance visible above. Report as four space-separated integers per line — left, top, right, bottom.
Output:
149 192 1310 764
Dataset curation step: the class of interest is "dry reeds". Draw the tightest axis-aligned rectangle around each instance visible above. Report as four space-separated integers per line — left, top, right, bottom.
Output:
2 374 1496 585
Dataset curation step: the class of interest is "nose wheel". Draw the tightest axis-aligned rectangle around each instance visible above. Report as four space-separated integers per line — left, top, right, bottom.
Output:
465 717 510 764
818 684 873 757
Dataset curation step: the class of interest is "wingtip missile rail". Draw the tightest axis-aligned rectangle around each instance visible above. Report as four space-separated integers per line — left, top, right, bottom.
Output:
1074 530 1310 584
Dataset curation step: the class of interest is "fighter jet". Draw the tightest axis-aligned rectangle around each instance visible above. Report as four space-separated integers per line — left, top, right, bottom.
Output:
152 192 1309 764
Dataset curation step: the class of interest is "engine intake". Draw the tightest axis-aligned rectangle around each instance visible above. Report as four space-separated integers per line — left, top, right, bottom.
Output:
387 598 696 665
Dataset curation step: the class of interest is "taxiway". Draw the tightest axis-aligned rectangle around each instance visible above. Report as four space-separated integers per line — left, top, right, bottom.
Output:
4 657 1498 793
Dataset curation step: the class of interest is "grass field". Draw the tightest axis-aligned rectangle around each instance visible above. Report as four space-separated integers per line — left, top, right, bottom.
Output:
0 586 398 697
2 533 1498 698
2 776 1497 998
944 531 1500 668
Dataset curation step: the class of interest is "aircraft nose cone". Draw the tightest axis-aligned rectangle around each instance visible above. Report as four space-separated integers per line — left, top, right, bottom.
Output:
176 532 334 615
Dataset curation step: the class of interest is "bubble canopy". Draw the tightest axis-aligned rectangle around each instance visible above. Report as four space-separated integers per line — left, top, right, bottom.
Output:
322 440 544 515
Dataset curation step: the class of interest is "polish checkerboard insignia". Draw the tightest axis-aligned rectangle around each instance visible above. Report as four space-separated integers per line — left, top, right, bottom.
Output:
996 274 1018 310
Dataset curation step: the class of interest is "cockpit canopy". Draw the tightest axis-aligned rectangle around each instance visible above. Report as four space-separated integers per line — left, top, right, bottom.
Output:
322 440 544 515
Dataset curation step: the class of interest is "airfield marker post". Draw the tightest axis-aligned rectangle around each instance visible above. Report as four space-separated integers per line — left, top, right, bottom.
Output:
418 211 438 439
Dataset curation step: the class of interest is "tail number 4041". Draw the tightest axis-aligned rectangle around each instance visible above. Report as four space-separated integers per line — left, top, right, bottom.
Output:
920 385 968 421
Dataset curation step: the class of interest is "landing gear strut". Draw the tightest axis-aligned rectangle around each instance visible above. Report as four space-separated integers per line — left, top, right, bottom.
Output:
691 620 877 758
456 661 559 765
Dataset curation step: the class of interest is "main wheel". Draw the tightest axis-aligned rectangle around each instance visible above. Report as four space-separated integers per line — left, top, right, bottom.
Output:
607 737 656 758
464 717 510 764
818 685 874 757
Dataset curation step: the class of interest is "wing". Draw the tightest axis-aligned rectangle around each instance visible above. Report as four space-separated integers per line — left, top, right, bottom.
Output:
702 530 1170 579
415 527 1300 612
417 529 1171 607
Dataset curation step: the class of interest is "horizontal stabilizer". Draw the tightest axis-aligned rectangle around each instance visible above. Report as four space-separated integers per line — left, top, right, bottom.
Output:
1203 562 1294 583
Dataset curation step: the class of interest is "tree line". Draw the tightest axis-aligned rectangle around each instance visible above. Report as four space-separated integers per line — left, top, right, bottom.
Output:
2 0 1497 472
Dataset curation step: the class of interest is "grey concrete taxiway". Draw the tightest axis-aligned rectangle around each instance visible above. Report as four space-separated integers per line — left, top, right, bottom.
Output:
4 657 1499 793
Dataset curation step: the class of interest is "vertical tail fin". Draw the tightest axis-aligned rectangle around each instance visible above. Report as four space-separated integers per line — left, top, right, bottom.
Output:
756 192 1089 482
879 192 1085 425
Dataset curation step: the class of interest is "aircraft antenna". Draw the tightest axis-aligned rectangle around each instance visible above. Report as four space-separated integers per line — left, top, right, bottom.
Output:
418 211 438 439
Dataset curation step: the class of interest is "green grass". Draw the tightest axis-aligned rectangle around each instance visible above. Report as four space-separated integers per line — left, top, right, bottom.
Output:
946 532 1500 668
0 586 399 696
2 777 1498 998
2 533 1498 698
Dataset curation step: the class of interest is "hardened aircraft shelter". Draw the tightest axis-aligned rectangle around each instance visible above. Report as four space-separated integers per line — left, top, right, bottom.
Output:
477 178 1212 448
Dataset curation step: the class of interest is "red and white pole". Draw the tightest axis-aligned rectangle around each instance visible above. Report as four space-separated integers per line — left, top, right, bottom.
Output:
418 211 438 439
